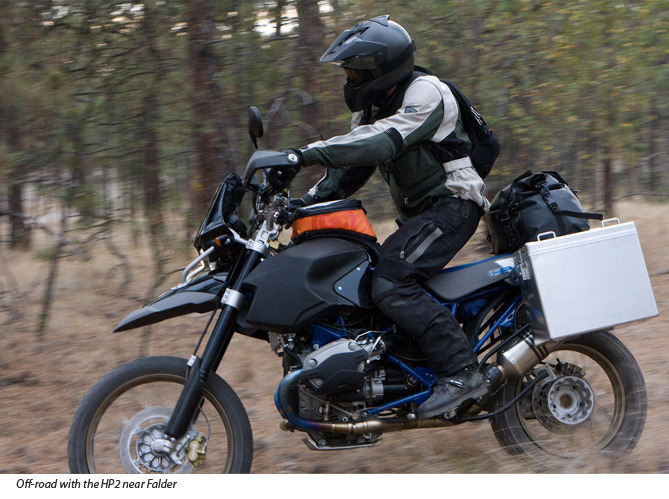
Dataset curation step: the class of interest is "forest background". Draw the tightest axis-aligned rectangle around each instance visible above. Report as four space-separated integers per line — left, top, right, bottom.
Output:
2 0 668 258
0 0 669 475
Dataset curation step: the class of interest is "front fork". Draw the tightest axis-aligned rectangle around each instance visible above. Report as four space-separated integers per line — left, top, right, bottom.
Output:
163 227 272 440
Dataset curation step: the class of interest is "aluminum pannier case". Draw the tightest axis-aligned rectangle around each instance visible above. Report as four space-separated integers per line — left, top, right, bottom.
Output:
514 220 658 343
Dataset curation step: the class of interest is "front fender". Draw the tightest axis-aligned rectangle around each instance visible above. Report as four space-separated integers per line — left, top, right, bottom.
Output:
113 273 226 332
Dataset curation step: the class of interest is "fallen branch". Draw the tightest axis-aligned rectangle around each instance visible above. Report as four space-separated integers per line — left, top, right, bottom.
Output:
0 209 88 261
591 193 669 213
0 373 38 388
36 241 64 341
613 193 669 202
101 232 133 292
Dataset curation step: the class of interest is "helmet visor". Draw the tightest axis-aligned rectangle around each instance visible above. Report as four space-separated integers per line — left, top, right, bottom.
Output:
340 54 379 70
344 67 374 87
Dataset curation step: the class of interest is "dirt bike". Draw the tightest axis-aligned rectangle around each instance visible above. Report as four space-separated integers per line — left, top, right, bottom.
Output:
67 107 649 473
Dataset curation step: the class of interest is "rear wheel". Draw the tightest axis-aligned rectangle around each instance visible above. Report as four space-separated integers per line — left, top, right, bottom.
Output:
68 356 253 473
490 331 646 457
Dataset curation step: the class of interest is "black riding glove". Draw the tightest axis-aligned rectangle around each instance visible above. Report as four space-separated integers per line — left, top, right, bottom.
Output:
284 148 304 165
267 149 303 192
289 197 306 210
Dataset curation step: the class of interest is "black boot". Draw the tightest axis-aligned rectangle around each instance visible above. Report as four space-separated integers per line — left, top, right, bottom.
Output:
417 366 488 419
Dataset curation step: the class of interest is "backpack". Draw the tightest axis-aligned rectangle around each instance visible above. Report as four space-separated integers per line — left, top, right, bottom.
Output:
486 171 603 255
440 79 500 179
387 67 500 179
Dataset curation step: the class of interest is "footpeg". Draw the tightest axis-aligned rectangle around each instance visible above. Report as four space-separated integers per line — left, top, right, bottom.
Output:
443 409 458 420
483 364 504 390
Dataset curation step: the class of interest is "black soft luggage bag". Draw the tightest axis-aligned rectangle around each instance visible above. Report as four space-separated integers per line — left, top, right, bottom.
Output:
486 171 603 255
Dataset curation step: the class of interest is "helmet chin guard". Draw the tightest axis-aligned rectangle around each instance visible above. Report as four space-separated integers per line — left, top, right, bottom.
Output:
320 15 416 112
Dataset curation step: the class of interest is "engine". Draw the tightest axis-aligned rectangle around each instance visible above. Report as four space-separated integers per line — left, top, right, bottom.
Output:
300 339 369 394
269 330 425 449
271 333 414 414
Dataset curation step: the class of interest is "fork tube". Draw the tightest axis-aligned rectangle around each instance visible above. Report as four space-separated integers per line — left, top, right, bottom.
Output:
164 247 264 440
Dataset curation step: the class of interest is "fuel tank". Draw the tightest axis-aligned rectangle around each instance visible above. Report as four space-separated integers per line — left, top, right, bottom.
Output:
242 238 373 332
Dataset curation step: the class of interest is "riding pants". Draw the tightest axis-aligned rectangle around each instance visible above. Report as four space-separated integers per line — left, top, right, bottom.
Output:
371 197 481 376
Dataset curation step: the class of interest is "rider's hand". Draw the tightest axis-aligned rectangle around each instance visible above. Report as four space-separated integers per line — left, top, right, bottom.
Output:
283 149 304 166
267 150 303 192
289 197 306 210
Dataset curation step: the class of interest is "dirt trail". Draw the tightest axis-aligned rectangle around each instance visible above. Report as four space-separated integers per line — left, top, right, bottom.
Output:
0 200 667 473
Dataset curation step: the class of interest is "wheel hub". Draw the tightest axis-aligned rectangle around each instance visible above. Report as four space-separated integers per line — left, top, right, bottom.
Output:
136 423 180 472
532 375 595 430
150 438 172 455
119 407 197 474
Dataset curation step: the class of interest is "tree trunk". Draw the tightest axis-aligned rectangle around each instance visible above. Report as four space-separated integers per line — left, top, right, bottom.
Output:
648 98 659 192
141 4 165 244
187 0 238 218
141 3 168 308
142 94 162 225
296 0 325 139
36 208 66 340
603 148 614 218
142 88 166 276
274 0 286 37
36 241 63 340
8 181 30 249
3 102 30 249
68 119 95 222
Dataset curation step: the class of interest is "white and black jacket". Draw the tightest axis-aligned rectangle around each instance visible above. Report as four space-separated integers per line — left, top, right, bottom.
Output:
301 74 490 221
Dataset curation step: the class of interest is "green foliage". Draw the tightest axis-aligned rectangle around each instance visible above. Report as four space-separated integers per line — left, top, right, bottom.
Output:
0 0 667 244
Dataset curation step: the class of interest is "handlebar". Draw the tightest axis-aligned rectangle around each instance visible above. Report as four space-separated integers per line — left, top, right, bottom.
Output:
243 149 301 188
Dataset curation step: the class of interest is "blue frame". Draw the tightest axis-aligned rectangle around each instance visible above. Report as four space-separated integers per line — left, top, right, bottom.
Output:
300 286 520 416
473 295 522 353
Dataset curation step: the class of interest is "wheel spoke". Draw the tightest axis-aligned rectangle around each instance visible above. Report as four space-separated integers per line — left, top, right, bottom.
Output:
68 358 251 473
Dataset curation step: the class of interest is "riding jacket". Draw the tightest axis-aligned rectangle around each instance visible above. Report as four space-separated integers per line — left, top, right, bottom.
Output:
300 74 490 222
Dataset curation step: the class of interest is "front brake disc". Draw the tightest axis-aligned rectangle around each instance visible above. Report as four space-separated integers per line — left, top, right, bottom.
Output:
118 407 196 474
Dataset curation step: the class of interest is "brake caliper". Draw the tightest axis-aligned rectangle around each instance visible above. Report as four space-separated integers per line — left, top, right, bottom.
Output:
555 360 586 378
187 432 207 468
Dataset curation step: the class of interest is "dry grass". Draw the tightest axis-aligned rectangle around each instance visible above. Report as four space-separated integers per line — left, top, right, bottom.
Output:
0 200 668 474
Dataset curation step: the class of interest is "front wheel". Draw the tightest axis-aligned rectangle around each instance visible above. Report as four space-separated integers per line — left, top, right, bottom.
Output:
490 331 646 458
68 356 253 473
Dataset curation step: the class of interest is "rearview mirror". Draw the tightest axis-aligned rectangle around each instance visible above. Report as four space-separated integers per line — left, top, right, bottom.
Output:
248 106 264 149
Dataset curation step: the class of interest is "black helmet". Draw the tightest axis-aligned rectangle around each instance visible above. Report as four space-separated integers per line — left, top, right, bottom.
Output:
320 15 416 112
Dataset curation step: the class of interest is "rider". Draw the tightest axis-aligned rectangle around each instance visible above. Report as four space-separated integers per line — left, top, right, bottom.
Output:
275 15 491 418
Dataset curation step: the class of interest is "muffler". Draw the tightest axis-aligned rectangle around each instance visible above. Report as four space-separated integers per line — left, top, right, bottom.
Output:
495 332 558 379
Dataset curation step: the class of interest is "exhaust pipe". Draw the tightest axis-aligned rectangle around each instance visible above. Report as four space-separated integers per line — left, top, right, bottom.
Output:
276 333 558 436
275 370 456 435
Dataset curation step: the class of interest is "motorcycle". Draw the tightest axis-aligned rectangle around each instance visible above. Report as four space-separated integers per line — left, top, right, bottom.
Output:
67 107 648 473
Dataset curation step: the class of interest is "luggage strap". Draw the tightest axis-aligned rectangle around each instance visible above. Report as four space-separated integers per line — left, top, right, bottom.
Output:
498 209 521 251
534 177 603 234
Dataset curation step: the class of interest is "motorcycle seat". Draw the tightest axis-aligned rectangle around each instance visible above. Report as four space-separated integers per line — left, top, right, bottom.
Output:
423 254 513 302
